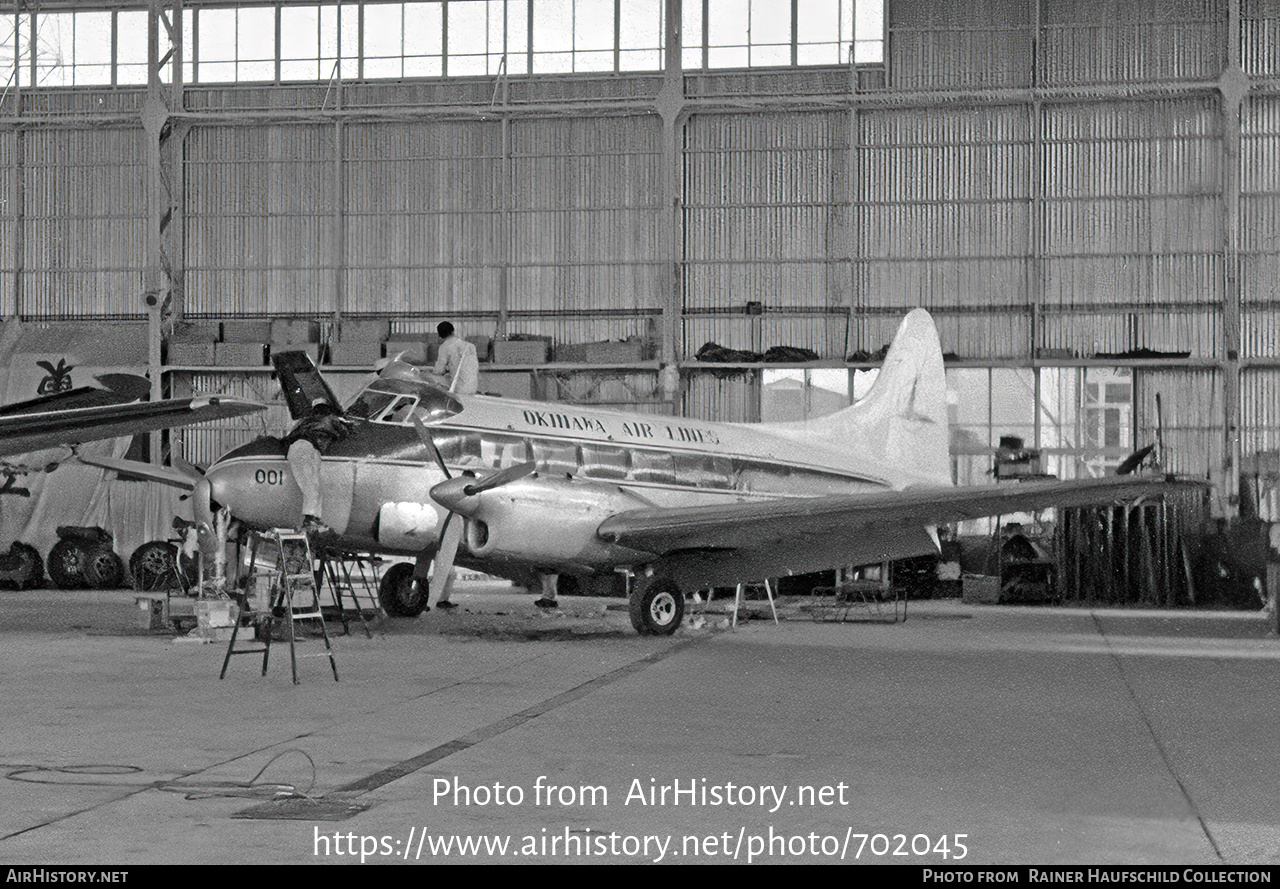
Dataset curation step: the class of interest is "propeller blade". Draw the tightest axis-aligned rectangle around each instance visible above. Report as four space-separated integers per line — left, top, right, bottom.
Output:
172 456 205 481
411 416 451 479
429 513 465 602
464 460 537 496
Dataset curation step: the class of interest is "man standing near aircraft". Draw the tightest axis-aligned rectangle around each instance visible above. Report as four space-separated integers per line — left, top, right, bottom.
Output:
431 322 479 395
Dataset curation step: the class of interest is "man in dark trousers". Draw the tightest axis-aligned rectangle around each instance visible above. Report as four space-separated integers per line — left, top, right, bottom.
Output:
284 397 353 535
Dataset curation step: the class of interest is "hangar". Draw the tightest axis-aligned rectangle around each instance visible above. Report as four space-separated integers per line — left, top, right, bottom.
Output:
0 0 1278 867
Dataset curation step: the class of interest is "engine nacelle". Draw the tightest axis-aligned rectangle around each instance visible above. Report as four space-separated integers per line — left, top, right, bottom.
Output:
460 476 652 570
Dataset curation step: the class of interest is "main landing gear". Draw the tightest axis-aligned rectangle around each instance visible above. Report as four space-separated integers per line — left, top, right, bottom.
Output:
629 576 684 636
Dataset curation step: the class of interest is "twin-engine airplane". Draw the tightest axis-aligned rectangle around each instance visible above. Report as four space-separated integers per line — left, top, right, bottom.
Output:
143 308 1189 635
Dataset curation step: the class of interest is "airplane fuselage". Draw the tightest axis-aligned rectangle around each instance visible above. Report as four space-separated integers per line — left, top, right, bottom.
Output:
204 371 922 582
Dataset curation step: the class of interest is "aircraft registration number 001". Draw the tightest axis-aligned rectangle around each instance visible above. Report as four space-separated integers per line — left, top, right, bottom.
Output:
254 468 286 486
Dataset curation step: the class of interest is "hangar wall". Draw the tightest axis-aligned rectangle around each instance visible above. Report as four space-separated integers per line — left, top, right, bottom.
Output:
1 0 1278 512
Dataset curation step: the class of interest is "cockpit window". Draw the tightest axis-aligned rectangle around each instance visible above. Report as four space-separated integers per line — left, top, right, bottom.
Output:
344 381 463 424
346 388 398 420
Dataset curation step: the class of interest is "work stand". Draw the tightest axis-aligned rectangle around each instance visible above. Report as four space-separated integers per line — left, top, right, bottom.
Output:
314 547 381 639
220 529 339 684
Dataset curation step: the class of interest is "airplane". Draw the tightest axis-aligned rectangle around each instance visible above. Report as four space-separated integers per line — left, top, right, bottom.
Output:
104 308 1195 636
0 373 263 459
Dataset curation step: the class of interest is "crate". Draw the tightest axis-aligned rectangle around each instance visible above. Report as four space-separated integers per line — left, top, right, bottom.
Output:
330 340 383 367
493 339 549 365
466 334 492 362
478 371 533 399
214 342 266 367
339 319 390 343
270 318 320 344
556 339 647 364
220 320 273 343
135 594 167 630
167 341 215 366
961 574 1000 605
170 321 220 343
385 339 433 364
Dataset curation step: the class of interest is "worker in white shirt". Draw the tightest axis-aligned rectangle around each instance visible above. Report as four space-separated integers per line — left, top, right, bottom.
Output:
431 321 479 395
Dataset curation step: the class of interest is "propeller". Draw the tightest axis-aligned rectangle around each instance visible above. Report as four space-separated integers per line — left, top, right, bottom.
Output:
411 417 536 601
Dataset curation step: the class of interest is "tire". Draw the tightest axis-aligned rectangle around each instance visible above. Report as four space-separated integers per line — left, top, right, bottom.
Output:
130 542 179 592
0 542 44 590
47 537 90 589
379 562 428 617
629 577 684 636
85 547 125 589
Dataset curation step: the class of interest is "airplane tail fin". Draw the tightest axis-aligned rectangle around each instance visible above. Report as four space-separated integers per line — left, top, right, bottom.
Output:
771 309 952 486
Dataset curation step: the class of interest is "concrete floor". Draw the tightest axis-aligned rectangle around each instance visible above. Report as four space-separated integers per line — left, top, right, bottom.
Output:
0 583 1276 865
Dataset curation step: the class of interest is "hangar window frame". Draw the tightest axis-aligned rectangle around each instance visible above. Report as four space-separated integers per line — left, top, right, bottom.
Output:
0 0 884 88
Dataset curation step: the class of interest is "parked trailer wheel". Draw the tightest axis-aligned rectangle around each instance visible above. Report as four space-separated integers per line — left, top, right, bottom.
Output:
46 537 90 589
85 547 125 589
0 542 44 590
130 542 179 592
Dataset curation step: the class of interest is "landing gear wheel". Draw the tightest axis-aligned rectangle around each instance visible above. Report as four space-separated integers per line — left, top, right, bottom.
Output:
85 547 125 589
629 577 684 636
47 537 90 589
379 562 428 617
130 542 179 592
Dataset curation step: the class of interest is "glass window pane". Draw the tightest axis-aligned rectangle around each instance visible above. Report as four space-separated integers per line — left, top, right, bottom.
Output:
199 8 237 64
282 7 320 61
532 439 579 476
73 12 111 67
533 0 573 53
681 0 703 68
364 3 405 70
629 449 675 484
581 444 630 480
237 7 276 68
576 0 614 53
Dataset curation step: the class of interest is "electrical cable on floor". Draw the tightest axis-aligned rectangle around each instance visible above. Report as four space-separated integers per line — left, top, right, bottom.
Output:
2 748 319 802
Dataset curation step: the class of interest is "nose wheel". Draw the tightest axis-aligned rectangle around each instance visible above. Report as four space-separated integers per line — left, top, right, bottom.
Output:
629 577 684 636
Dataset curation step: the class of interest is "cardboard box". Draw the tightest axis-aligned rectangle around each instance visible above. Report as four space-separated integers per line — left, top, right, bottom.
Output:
478 371 534 400
135 594 167 630
270 342 323 364
167 341 215 366
214 342 266 366
339 319 390 343
270 318 320 344
330 340 383 367
466 334 492 362
385 339 433 364
556 339 648 364
170 321 220 343
493 339 549 365
220 320 273 343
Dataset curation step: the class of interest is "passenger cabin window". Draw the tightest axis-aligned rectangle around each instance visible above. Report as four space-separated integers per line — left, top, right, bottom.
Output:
629 450 676 485
532 440 580 476
673 453 734 489
580 444 630 481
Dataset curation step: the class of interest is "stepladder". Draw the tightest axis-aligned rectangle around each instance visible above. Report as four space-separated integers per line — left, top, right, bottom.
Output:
220 529 338 684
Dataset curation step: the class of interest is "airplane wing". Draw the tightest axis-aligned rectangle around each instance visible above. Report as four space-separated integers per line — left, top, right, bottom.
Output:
597 475 1203 558
0 395 264 459
0 374 151 416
